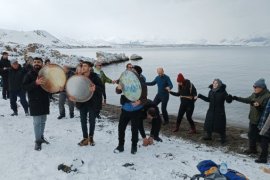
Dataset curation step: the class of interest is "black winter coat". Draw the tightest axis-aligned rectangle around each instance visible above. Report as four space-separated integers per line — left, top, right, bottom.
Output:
22 69 50 116
170 79 197 104
8 65 27 91
198 84 232 134
76 72 104 112
0 58 11 78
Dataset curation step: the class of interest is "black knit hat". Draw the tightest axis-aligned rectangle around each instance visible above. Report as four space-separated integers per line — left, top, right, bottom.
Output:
133 65 142 75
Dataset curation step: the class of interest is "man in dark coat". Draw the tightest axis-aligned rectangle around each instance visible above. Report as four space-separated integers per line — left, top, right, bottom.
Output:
168 73 197 134
8 59 29 116
197 79 232 144
0 52 11 99
72 61 103 146
22 57 50 151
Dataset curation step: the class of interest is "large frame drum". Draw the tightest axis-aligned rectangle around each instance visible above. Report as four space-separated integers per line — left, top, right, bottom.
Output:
38 64 66 93
119 70 142 101
66 75 93 102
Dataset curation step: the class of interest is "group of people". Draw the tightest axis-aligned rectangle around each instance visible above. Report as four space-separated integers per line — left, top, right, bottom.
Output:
0 51 270 164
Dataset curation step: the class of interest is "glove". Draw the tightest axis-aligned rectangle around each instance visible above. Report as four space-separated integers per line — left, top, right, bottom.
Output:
197 94 202 99
232 96 239 100
226 94 233 103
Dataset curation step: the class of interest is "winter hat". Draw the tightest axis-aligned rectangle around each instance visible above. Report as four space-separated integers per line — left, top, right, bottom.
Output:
133 65 142 75
10 59 18 64
177 73 185 83
254 78 266 89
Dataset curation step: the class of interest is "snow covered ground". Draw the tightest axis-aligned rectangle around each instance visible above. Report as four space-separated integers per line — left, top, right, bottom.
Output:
0 97 269 180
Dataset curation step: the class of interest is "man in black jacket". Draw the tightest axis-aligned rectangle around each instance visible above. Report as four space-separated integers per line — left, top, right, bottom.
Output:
8 59 29 116
22 57 50 151
0 52 11 99
72 61 103 146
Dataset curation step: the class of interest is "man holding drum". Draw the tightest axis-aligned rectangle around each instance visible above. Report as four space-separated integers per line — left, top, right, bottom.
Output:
22 57 50 151
71 61 103 146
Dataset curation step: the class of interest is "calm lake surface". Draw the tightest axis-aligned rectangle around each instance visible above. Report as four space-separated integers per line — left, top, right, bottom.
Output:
58 46 270 128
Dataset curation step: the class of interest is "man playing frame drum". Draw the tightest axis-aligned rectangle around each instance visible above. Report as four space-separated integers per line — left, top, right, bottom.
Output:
69 61 103 146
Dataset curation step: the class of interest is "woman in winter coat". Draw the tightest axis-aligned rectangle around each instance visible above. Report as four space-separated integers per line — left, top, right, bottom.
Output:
168 73 197 134
197 79 232 144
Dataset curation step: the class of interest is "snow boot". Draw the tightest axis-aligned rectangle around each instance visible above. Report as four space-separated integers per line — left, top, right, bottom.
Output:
114 145 124 153
11 111 18 116
57 114 65 119
131 145 137 154
34 140 42 151
78 138 89 146
41 136 50 144
89 136 95 146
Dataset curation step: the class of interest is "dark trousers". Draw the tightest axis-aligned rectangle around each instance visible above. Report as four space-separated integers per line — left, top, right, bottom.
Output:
9 90 29 113
59 91 74 116
118 109 141 147
260 136 269 160
151 117 162 138
80 106 97 138
248 123 260 149
102 85 107 100
2 77 9 99
138 118 146 139
153 94 169 122
177 102 195 128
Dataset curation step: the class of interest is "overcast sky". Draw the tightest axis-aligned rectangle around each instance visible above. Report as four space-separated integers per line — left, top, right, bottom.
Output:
0 0 269 43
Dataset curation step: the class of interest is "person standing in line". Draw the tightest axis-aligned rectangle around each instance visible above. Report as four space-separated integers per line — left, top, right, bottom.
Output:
93 61 116 105
145 67 173 125
57 65 75 119
0 52 11 100
8 59 29 116
72 61 103 146
168 73 197 134
256 98 270 163
22 57 50 151
232 78 270 154
197 79 232 144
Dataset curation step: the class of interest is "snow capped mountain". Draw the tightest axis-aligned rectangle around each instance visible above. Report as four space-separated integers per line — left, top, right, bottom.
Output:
0 29 67 47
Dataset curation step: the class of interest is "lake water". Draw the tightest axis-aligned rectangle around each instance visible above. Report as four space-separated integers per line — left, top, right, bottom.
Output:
57 46 270 128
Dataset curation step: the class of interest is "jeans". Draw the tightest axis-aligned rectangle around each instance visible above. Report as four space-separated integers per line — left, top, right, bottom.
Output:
33 115 47 141
80 106 97 138
9 90 29 113
153 94 169 122
58 91 74 116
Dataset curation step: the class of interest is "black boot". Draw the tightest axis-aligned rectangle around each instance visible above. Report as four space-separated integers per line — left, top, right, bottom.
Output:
114 145 124 153
131 145 137 154
243 146 257 154
70 113 74 118
34 140 42 151
11 112 18 116
41 136 50 144
57 114 65 119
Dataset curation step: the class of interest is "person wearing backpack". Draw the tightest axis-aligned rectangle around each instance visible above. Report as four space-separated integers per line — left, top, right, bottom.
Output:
197 79 232 144
168 73 197 134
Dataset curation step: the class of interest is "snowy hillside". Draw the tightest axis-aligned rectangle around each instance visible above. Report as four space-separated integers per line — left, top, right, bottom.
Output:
0 98 269 180
0 29 67 47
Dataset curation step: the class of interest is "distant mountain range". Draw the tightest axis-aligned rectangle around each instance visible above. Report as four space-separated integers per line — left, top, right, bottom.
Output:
0 28 269 47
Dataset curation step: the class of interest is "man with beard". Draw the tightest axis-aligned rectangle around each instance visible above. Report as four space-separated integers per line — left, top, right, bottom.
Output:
23 57 50 151
8 59 29 116
71 61 103 146
0 52 11 99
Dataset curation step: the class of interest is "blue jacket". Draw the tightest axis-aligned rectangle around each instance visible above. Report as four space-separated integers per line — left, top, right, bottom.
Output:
146 74 173 96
